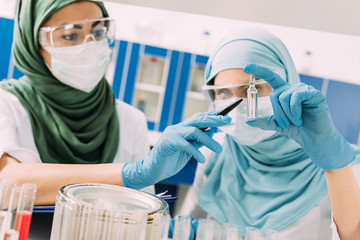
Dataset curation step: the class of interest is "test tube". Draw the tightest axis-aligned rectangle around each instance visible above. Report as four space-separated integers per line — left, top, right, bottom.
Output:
122 209 147 240
73 202 92 240
112 208 127 240
264 229 279 240
247 74 258 118
14 183 37 240
4 186 21 240
146 212 167 240
0 179 16 239
244 226 261 240
172 215 192 240
221 223 239 240
160 213 170 240
4 229 19 240
196 219 215 240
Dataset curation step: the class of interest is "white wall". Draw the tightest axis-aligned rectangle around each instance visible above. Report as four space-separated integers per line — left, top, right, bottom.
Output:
1 0 359 85
105 0 360 37
104 2 360 85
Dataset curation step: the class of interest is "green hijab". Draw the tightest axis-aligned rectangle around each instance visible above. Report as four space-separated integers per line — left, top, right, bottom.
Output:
0 0 119 164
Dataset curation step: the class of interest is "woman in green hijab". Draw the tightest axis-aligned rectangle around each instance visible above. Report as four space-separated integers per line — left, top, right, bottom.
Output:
0 0 230 205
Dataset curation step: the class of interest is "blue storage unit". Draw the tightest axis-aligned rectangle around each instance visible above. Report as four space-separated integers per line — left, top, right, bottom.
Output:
168 52 192 125
171 53 209 124
299 74 360 145
299 74 324 91
0 18 14 81
112 42 180 131
162 158 198 185
112 40 129 99
12 65 24 79
326 80 360 144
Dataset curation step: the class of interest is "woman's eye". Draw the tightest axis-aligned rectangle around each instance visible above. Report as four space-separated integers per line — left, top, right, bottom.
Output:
233 86 248 97
92 26 107 38
62 33 79 42
216 90 233 100
93 29 105 38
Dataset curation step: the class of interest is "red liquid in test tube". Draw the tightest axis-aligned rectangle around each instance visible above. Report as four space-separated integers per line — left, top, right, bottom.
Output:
14 211 32 240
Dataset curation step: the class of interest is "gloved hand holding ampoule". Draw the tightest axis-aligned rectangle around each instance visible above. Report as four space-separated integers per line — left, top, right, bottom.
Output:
244 63 355 170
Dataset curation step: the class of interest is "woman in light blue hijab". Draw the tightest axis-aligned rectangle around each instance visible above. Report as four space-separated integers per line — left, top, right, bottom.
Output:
180 27 360 239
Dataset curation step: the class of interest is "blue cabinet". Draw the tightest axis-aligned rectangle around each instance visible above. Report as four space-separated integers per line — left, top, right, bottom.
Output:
172 54 209 124
299 74 324 91
298 74 360 145
0 18 14 80
326 80 360 144
111 41 209 132
112 42 176 131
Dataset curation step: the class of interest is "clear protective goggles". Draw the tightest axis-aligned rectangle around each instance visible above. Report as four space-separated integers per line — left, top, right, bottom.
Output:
39 17 115 50
202 80 272 110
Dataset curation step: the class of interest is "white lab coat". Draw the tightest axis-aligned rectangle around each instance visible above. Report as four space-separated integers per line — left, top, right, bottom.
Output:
0 88 154 194
179 132 360 240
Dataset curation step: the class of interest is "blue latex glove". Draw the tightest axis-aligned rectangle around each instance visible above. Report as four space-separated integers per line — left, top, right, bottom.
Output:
244 64 355 170
168 215 198 240
121 112 231 189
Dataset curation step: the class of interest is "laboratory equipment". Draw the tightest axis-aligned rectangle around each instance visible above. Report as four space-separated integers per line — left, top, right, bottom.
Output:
247 74 258 118
202 80 268 112
221 223 240 240
4 229 19 240
0 180 37 240
195 219 215 240
172 215 192 240
243 226 279 240
14 183 37 240
5 186 21 239
244 63 355 171
264 229 279 240
0 179 16 239
244 226 261 240
50 183 170 240
39 18 115 49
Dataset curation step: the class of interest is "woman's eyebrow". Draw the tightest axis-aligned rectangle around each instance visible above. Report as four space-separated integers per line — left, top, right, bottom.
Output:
56 22 83 29
92 21 101 27
72 24 82 29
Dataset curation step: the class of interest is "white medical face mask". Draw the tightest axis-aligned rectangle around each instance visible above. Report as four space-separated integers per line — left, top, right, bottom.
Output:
215 96 277 146
47 39 111 93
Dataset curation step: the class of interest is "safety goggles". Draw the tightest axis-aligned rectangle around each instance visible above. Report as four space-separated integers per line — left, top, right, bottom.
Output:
202 80 271 108
39 17 115 50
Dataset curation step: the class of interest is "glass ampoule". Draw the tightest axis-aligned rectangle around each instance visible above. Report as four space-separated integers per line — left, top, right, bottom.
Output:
247 74 258 118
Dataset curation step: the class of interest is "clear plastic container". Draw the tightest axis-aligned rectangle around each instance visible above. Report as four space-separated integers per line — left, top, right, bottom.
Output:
264 229 279 240
172 215 192 240
196 219 215 240
0 179 16 239
244 226 262 240
221 223 240 240
50 183 169 240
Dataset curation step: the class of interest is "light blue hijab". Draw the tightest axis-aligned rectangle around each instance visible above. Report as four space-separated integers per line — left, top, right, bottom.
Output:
198 27 360 236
